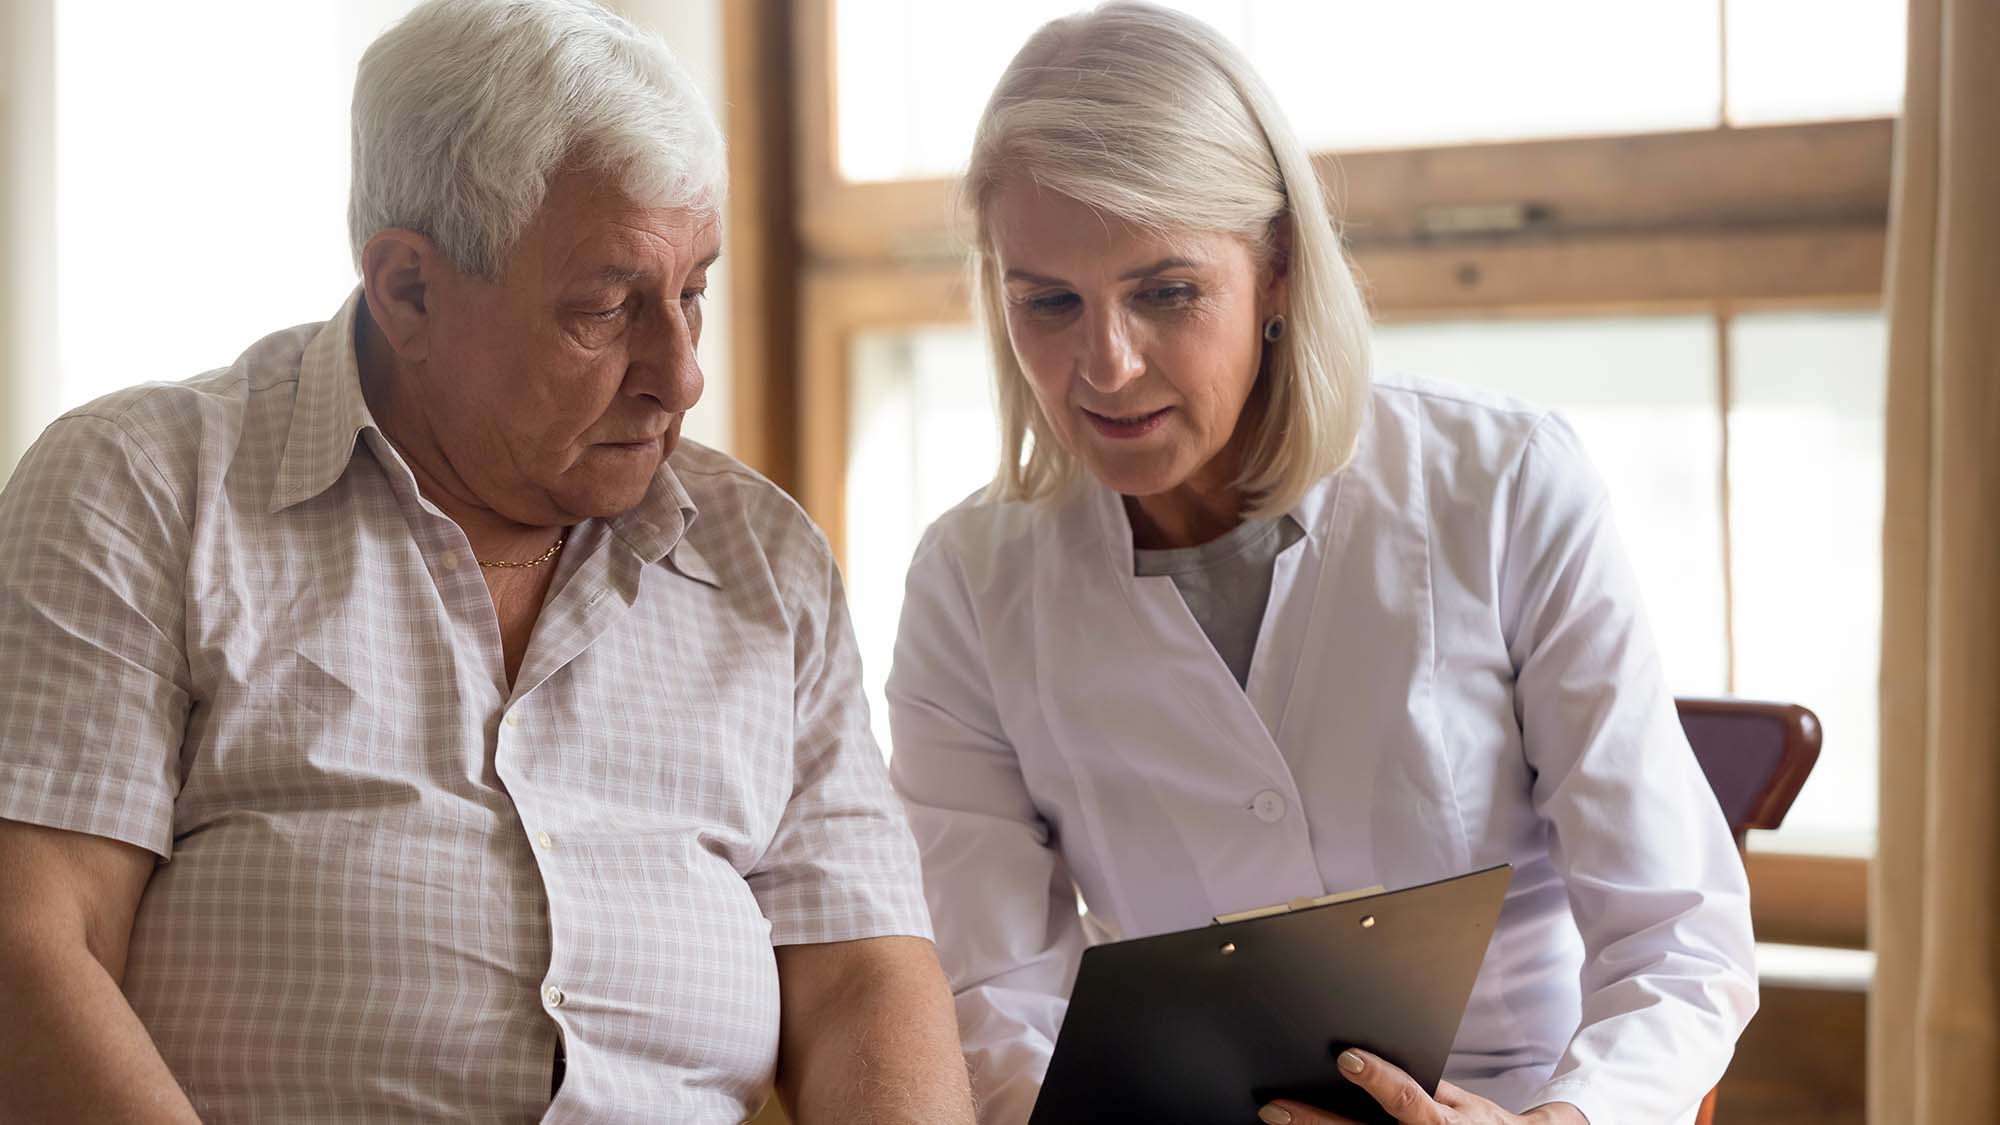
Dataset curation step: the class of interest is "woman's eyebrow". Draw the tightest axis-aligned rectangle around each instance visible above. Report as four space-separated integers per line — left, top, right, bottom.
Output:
1003 256 1201 287
1002 267 1067 286
1119 256 1198 280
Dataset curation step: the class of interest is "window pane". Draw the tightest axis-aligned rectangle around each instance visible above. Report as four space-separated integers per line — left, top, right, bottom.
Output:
1246 2 1721 152
845 327 998 756
1728 310 1886 855
1725 0 1905 125
836 0 1724 182
1371 316 1732 695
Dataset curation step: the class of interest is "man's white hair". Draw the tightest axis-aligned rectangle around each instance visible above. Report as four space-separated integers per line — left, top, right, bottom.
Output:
348 0 725 280
968 1 1373 518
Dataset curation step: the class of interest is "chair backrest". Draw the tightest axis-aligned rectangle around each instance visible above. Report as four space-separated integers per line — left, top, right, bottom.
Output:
1675 696 1823 849
1675 696 1823 1125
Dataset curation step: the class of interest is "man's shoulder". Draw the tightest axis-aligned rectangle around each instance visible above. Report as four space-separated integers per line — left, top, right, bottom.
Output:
41 321 321 471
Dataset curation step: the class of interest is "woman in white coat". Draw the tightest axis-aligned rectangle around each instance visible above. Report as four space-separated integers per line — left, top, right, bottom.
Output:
886 5 1758 1124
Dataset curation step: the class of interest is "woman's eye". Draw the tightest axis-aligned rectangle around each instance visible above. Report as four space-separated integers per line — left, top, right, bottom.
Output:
1025 292 1078 315
1141 284 1195 305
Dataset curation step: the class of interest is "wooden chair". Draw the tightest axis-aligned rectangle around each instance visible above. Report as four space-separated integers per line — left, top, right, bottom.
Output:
1673 696 1824 1125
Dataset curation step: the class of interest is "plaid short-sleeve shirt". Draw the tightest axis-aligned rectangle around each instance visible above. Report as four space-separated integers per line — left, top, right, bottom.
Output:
0 292 932 1123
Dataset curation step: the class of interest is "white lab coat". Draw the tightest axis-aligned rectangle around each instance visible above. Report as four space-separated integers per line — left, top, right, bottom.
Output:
887 374 1758 1125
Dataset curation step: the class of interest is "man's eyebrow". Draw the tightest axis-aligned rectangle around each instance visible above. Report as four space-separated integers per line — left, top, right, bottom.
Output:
584 253 720 285
584 265 649 286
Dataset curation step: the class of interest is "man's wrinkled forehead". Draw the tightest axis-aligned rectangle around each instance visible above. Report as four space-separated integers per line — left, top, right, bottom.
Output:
525 174 722 283
569 212 722 276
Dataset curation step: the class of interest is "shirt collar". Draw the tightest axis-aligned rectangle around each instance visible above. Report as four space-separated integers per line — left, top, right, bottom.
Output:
611 457 722 588
268 289 379 515
266 288 722 588
1085 459 1346 563
1286 468 1342 547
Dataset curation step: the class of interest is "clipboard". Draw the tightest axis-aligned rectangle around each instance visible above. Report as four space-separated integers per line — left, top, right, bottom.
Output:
1027 865 1512 1125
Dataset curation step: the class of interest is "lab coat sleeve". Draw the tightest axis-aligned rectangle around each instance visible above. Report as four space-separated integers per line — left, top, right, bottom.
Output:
1499 416 1759 1124
886 524 1088 1125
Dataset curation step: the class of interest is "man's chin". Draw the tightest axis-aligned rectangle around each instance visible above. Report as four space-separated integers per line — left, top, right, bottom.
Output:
555 458 665 519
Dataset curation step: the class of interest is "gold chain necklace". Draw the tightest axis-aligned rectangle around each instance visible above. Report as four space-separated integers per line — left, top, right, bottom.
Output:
479 532 566 570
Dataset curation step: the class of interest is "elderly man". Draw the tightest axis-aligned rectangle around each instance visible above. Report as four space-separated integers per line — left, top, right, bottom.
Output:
0 2 974 1122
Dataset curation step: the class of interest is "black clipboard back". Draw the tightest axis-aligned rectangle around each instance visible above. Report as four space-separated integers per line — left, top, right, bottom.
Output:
1028 864 1513 1125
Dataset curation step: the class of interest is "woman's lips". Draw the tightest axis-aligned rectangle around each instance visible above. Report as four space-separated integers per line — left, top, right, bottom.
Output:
1083 406 1171 439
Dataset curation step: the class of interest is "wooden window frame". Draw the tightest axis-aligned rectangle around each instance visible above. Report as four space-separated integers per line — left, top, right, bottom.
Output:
726 0 1886 951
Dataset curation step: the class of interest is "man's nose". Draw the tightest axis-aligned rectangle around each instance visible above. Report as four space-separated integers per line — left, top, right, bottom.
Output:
626 304 704 415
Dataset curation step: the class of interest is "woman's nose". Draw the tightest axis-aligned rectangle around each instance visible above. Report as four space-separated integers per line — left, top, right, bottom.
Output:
1080 310 1144 394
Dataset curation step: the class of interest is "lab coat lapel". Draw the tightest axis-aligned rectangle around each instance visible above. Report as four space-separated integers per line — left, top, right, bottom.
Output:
1027 483 1324 935
1270 392 1473 895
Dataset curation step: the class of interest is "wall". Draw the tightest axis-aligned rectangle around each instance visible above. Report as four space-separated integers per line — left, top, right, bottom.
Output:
1 0 57 478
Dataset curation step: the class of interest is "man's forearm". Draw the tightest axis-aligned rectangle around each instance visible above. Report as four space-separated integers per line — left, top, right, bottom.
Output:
0 938 200 1124
775 936 976 1125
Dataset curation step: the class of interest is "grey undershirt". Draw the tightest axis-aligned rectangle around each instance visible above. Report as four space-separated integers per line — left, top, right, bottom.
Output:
1134 515 1305 688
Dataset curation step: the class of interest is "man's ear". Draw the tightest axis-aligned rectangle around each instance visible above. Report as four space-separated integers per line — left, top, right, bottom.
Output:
359 229 444 364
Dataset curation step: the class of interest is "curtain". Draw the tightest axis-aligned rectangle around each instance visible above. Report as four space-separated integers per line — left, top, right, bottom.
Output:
1869 0 2000 1120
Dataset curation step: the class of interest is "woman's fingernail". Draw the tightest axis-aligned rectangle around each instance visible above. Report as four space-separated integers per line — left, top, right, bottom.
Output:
1258 1106 1294 1125
1338 1050 1365 1074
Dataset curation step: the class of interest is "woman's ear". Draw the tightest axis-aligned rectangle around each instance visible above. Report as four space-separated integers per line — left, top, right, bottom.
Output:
1261 213 1294 317
358 229 444 364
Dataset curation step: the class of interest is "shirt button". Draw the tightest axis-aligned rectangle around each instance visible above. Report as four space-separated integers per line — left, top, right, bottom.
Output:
1251 790 1287 823
535 831 555 850
505 710 522 728
543 985 566 1008
441 551 462 570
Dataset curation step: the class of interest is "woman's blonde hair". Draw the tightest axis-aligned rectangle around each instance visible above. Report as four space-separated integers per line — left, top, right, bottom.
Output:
966 1 1372 516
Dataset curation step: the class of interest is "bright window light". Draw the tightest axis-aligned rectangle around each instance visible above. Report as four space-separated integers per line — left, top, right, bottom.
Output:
845 327 999 758
835 0 1906 183
54 1 419 415
1725 0 1905 125
1727 309 1887 855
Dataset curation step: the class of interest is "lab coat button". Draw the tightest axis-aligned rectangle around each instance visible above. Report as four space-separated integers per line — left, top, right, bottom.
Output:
1251 790 1287 823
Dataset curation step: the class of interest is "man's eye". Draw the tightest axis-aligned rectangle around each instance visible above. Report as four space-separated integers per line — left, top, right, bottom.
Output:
585 304 628 321
681 289 707 305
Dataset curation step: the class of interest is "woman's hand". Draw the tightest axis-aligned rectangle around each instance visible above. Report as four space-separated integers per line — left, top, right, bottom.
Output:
1256 1049 1588 1125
